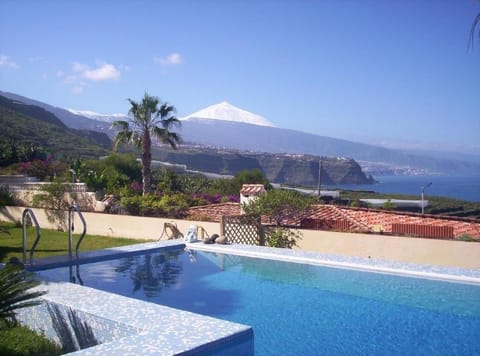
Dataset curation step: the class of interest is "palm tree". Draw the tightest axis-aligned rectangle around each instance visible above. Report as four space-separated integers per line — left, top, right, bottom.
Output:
469 12 480 51
111 93 181 195
0 264 46 329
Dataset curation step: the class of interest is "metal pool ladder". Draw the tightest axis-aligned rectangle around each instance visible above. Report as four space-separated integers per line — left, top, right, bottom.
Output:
68 204 87 258
22 208 41 264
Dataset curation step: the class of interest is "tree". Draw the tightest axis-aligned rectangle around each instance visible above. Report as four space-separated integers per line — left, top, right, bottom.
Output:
0 264 46 329
243 189 315 248
112 93 181 195
210 168 271 196
468 12 480 51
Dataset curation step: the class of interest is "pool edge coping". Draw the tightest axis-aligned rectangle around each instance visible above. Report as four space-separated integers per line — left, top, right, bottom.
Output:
188 242 480 285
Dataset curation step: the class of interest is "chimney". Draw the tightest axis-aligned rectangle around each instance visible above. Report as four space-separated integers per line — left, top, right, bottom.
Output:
240 184 266 213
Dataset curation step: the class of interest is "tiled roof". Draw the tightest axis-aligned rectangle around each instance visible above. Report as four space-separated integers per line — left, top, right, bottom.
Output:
187 203 241 222
186 203 480 239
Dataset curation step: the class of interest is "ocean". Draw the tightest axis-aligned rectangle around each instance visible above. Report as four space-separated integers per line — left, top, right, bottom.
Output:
324 174 480 202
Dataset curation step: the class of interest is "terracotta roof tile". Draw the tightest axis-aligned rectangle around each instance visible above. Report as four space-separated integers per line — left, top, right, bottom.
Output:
187 203 240 222
186 202 480 239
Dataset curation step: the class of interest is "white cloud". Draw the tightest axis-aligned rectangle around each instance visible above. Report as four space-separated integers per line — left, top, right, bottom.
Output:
83 63 120 81
72 62 120 81
0 54 19 69
154 53 184 66
60 61 120 94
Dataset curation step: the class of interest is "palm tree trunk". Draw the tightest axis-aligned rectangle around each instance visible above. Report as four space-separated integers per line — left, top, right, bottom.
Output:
142 131 152 195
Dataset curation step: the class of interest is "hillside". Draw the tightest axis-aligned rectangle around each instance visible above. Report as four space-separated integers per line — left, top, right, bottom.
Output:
0 95 111 161
0 91 112 133
179 119 480 175
151 146 375 186
2 91 478 175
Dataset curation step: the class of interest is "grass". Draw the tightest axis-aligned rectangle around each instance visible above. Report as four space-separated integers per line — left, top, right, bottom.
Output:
0 221 152 264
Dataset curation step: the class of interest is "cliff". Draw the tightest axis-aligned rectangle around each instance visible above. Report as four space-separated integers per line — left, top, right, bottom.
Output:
151 147 375 186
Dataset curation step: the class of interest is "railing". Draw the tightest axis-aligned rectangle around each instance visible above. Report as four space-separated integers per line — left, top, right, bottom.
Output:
68 204 87 257
22 208 41 264
69 263 84 285
391 223 454 239
1 182 87 192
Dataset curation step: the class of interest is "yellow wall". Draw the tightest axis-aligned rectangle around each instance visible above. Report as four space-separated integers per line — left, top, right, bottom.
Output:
297 229 480 269
0 206 220 241
1 206 479 269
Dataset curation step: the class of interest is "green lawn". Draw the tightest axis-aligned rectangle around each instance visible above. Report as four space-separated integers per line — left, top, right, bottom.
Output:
0 221 152 264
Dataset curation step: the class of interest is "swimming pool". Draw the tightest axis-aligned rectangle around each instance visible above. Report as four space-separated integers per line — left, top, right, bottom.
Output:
36 245 480 355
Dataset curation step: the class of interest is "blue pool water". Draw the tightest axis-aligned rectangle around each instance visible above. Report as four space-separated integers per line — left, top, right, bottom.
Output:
37 248 480 355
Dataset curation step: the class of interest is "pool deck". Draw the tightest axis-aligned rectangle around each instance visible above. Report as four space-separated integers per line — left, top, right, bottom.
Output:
19 240 480 355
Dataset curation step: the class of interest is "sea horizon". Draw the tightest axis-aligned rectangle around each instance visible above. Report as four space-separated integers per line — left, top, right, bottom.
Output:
325 174 480 202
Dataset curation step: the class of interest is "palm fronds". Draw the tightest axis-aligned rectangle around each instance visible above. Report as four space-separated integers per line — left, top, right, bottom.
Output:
0 265 46 327
468 13 480 51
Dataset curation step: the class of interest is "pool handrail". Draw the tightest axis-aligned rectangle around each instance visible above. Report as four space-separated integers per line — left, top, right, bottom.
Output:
22 208 41 264
68 204 87 258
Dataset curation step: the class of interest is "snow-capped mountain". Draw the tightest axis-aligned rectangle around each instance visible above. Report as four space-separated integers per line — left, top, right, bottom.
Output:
67 109 127 123
181 101 275 127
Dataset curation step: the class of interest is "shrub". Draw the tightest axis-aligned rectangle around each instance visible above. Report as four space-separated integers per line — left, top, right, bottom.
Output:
157 193 189 218
0 188 14 207
120 192 189 218
455 234 479 242
0 323 61 355
265 227 301 249
120 195 143 216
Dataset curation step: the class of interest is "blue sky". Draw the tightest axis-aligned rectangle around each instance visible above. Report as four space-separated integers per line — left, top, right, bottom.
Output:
1 0 479 153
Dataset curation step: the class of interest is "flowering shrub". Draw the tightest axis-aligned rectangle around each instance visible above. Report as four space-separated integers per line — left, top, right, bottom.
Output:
225 194 240 203
189 193 238 206
120 192 189 217
130 181 142 193
17 155 63 180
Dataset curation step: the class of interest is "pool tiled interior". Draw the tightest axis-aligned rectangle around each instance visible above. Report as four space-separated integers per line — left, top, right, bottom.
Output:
18 240 480 355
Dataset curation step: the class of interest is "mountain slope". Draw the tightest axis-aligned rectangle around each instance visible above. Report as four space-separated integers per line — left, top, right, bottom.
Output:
178 119 480 174
66 108 127 123
0 95 111 160
0 90 112 133
0 94 67 128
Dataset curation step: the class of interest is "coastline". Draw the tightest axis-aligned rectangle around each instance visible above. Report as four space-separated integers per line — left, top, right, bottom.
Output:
325 174 480 202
